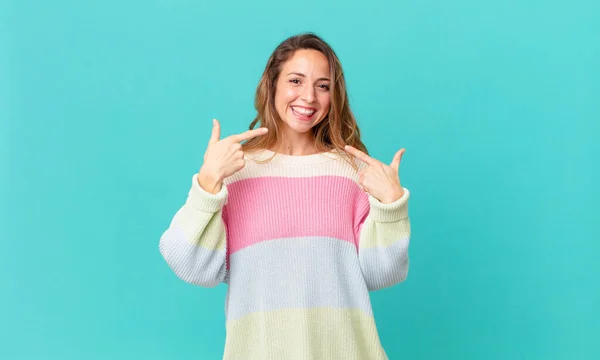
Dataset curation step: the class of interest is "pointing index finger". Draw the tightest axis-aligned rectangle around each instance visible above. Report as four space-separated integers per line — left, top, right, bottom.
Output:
345 145 378 166
228 127 269 143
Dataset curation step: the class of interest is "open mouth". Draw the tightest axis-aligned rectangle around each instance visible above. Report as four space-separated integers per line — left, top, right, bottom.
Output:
290 106 317 121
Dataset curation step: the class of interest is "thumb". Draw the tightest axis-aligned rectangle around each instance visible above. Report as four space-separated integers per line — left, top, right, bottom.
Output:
390 148 405 170
209 119 221 144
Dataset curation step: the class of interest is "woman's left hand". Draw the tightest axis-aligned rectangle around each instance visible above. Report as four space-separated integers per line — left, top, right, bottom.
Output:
344 145 406 204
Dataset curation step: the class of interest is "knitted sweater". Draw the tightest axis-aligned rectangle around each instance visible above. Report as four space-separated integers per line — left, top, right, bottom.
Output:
159 149 411 360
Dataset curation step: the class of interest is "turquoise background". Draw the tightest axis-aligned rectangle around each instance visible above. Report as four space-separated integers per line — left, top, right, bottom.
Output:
2 0 599 359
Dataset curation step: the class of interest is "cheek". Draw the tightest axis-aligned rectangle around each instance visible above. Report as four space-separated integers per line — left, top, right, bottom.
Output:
283 87 299 102
319 93 331 112
276 87 299 109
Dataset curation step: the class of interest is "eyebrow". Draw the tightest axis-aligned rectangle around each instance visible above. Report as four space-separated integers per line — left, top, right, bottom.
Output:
286 72 330 82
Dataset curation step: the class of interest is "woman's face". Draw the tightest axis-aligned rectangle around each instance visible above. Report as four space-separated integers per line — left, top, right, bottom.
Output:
274 49 331 135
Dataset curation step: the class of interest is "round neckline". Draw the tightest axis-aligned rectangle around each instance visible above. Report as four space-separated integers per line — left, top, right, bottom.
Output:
248 148 341 166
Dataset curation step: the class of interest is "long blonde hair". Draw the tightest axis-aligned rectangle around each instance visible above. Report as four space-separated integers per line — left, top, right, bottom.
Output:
241 33 368 169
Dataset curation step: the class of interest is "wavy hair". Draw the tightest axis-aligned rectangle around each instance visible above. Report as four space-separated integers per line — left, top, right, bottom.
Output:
241 33 368 169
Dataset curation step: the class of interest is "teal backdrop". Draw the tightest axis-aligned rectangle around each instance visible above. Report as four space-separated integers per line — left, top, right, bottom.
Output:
2 0 599 359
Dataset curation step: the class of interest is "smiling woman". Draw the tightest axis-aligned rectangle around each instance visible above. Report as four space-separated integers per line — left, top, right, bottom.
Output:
242 33 370 161
275 49 331 130
158 33 412 360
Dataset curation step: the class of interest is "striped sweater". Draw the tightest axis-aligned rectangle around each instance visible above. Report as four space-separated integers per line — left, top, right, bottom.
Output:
159 149 411 360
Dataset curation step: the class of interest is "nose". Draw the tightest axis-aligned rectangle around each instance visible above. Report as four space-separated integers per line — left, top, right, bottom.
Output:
301 86 316 103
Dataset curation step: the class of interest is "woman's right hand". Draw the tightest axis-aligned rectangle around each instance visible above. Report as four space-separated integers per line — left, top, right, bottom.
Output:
197 119 268 194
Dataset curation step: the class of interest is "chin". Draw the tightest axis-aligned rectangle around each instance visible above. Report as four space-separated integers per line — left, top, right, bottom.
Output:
287 124 314 133
286 116 322 133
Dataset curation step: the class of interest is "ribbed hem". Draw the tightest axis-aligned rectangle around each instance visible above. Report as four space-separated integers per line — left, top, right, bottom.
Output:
367 188 410 223
187 173 228 212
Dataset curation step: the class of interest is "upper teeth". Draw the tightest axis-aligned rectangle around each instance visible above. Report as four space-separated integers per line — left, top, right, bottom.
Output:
293 107 315 115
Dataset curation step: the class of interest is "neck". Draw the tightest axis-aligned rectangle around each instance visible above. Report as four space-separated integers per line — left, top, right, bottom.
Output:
271 128 318 156
273 144 319 156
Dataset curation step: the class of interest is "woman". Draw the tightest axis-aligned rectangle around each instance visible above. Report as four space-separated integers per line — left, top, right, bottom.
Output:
159 33 411 360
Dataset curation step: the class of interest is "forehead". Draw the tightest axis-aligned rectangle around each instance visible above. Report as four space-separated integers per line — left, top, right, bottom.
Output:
281 49 330 77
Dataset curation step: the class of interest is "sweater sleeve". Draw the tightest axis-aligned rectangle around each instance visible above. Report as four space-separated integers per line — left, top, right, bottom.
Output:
159 173 228 288
354 188 411 291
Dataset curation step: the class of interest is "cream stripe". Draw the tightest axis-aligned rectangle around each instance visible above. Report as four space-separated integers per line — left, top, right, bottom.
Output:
223 307 388 360
360 216 411 249
168 202 226 251
223 151 367 185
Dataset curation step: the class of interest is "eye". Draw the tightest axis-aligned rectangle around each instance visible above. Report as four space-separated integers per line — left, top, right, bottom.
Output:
289 78 301 84
318 83 330 91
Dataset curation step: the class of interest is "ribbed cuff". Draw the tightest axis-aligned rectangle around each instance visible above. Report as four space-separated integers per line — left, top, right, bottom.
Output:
367 188 410 223
187 173 228 212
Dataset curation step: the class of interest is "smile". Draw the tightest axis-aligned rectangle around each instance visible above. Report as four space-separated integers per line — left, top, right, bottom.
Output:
291 106 317 121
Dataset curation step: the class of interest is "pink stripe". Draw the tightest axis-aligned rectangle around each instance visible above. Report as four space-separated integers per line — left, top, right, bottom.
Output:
222 176 365 255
